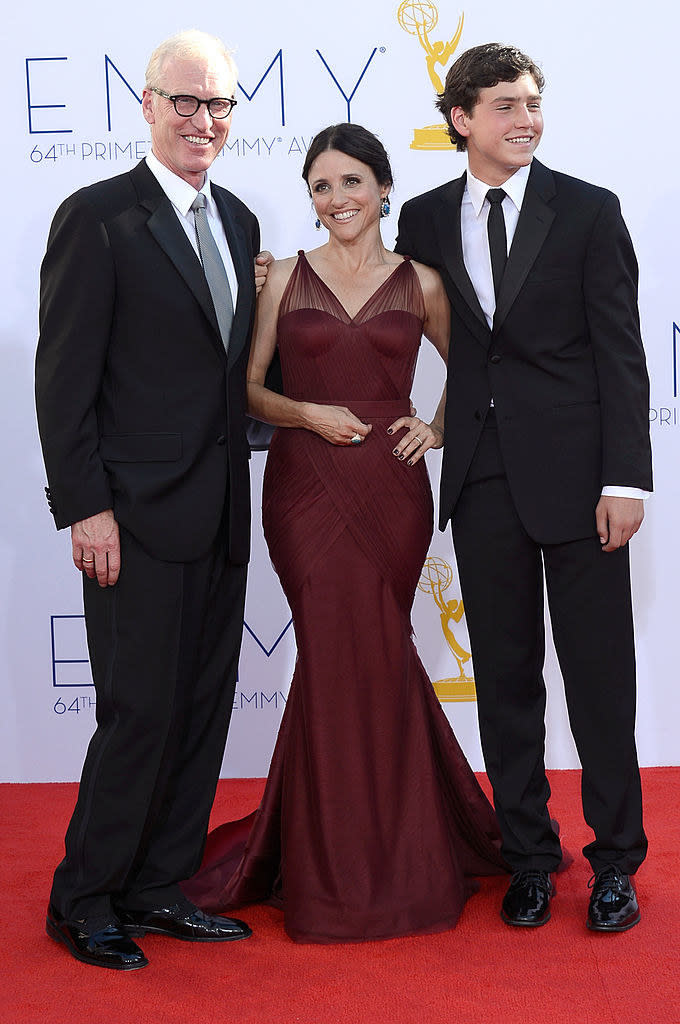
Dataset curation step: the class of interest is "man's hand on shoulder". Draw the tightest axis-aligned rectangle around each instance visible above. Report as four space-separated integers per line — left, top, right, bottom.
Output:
595 496 644 552
254 250 274 296
71 509 121 587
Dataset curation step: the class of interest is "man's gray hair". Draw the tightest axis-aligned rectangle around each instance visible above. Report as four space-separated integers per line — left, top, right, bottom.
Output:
145 30 238 92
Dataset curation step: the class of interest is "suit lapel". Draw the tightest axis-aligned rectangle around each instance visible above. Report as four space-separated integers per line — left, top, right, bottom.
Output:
436 175 489 337
130 161 224 359
212 187 254 369
493 160 556 335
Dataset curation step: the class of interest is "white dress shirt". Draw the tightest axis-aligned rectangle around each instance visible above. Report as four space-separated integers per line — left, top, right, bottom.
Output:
461 162 529 330
460 160 647 501
146 150 239 305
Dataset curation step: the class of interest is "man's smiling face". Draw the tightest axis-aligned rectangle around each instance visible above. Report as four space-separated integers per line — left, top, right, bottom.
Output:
142 55 236 188
452 73 543 185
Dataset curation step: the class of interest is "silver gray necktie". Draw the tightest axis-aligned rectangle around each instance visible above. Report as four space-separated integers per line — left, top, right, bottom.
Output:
191 192 234 353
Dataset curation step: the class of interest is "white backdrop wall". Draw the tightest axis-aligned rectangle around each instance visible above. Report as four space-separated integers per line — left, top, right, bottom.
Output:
2 0 678 782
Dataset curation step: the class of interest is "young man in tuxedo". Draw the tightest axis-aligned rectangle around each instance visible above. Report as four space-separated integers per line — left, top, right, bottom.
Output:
36 30 260 969
396 43 651 930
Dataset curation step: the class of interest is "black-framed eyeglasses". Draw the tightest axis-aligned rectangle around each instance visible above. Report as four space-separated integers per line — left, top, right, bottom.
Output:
150 87 237 119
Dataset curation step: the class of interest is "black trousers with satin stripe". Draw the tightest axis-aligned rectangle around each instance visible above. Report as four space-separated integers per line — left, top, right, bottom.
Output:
50 525 247 922
450 416 647 874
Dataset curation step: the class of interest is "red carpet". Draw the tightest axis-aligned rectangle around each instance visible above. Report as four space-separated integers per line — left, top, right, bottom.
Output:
3 769 679 1024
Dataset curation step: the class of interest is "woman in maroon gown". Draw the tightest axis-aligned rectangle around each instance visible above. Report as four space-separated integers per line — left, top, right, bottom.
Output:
184 124 507 942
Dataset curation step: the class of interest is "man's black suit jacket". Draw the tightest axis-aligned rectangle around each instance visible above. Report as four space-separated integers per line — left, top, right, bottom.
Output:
36 160 260 564
396 159 652 544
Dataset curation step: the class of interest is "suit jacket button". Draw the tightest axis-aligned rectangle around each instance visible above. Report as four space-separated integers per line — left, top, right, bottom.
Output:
489 353 502 364
216 435 226 445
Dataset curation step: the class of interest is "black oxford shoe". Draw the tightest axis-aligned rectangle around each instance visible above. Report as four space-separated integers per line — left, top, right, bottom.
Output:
116 901 252 942
501 870 554 927
587 866 640 932
46 903 148 970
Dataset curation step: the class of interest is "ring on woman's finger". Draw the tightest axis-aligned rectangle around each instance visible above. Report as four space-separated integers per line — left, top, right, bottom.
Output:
350 433 362 445
82 557 95 563
414 437 422 445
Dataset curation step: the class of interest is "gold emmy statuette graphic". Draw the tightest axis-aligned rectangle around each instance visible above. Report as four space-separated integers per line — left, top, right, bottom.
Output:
397 0 464 151
417 556 476 702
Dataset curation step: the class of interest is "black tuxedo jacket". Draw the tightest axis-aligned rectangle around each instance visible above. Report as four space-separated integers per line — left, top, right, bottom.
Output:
396 159 652 543
36 160 260 564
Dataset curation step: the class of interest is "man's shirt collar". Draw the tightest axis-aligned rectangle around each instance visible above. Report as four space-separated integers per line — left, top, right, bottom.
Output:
465 161 531 216
146 150 212 216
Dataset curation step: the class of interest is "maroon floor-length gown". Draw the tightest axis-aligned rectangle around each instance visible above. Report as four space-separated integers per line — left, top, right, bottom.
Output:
183 253 507 942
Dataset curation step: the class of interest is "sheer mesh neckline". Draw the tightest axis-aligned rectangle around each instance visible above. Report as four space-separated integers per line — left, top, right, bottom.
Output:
278 250 424 326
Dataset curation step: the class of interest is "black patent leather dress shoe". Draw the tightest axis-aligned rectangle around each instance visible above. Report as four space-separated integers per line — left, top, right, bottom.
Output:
116 901 252 942
46 903 148 970
501 870 554 927
587 866 640 932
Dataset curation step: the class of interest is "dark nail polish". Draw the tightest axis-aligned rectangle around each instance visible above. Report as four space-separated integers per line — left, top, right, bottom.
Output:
393 449 399 455
399 454 405 461
387 428 393 435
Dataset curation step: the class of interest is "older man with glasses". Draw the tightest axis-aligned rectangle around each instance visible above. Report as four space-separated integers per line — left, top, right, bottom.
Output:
36 29 259 970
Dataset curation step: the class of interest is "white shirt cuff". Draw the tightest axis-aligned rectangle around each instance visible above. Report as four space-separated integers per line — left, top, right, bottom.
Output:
601 486 650 500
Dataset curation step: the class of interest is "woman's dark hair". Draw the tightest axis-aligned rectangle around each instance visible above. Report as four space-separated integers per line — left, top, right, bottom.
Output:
435 43 545 151
302 123 393 191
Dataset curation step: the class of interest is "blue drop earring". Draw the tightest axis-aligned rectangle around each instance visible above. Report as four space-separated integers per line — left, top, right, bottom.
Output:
380 196 391 218
315 218 321 230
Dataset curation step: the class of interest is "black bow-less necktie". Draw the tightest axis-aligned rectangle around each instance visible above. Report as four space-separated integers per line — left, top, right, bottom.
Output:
191 192 234 353
486 188 507 300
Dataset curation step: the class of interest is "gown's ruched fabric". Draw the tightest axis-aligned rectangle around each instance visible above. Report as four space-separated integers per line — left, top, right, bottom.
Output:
183 253 507 942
